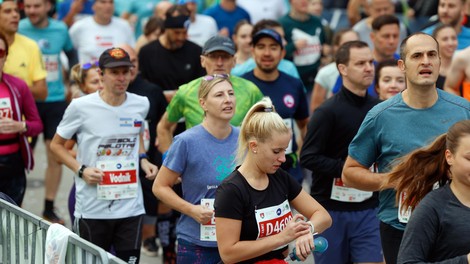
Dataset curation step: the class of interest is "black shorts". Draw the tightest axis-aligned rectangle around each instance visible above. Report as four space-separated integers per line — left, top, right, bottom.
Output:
31 101 67 147
76 215 144 251
0 152 26 206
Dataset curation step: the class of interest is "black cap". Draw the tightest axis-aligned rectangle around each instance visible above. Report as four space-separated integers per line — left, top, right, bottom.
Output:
202 36 236 55
252 29 283 48
98 47 134 69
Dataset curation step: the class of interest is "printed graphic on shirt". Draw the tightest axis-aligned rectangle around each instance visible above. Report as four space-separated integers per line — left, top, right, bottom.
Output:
213 154 236 181
95 134 139 200
292 28 322 66
96 135 137 157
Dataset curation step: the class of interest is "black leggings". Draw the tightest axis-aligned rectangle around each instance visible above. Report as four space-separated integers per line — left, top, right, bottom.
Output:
379 221 404 264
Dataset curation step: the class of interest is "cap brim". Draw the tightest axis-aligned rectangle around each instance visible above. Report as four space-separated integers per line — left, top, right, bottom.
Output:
102 61 134 68
252 33 283 48
203 46 235 55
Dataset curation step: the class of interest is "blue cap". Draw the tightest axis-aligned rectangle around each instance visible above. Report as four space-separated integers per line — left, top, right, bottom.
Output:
178 0 197 4
252 29 283 48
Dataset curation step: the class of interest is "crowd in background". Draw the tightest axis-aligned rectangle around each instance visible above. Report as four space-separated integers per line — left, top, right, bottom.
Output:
2 0 470 263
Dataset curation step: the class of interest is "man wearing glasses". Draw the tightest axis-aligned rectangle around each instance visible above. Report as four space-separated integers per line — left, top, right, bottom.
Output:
156 35 263 154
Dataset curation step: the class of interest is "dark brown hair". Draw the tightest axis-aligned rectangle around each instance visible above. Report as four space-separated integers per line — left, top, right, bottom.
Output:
335 40 369 67
385 120 470 211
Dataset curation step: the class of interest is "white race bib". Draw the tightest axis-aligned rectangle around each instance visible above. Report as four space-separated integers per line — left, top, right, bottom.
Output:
398 191 412 223
330 178 373 202
282 118 294 154
96 160 138 200
43 54 60 82
200 198 216 241
255 199 293 250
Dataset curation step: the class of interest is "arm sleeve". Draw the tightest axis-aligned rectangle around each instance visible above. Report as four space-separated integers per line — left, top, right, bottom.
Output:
300 108 344 178
56 100 82 140
20 82 43 137
162 135 188 175
30 44 47 82
348 113 378 168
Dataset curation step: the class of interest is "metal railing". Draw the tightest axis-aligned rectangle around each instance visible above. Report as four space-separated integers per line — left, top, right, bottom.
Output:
0 199 126 264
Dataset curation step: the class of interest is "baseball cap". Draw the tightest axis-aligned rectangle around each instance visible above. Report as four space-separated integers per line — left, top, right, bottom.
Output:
252 29 284 48
202 36 236 55
98 47 134 69
178 0 196 4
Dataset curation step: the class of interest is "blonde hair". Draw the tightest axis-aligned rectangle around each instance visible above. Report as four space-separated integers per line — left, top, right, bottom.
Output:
198 76 232 100
70 62 99 89
236 97 290 164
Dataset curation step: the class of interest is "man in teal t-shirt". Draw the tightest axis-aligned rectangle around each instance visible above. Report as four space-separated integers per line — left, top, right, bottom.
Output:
20 0 77 225
342 33 470 264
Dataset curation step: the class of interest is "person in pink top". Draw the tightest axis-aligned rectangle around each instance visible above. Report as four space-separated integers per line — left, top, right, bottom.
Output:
0 31 43 206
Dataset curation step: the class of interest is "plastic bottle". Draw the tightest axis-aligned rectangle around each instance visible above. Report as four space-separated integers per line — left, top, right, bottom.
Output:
287 236 328 261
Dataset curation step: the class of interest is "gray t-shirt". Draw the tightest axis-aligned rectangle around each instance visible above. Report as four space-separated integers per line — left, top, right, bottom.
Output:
398 185 470 264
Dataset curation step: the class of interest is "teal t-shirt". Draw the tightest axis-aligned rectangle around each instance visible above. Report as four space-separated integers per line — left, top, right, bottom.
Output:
123 0 159 39
167 76 263 128
19 18 74 102
349 89 470 230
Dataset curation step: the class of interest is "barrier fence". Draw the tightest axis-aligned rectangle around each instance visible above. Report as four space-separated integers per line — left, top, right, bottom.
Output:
0 198 126 264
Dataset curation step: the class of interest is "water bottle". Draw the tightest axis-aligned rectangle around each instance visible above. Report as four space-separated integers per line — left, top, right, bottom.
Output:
287 236 328 261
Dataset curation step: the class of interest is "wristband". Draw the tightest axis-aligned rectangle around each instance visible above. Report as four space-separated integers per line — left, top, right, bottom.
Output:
77 165 87 178
139 153 148 161
307 221 315 235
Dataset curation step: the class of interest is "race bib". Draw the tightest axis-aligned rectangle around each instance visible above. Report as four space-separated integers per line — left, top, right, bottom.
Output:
43 54 60 82
292 28 322 66
330 178 373 202
200 198 216 241
282 118 294 154
398 191 412 223
255 200 293 243
0 98 12 119
96 160 138 200
143 120 150 152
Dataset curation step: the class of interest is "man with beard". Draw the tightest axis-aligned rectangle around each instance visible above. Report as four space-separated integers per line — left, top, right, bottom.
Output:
138 4 205 102
422 0 470 50
242 28 309 184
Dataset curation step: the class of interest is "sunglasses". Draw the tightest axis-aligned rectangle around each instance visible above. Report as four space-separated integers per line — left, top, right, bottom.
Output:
205 53 233 61
0 48 6 59
202 74 230 81
82 61 99 70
